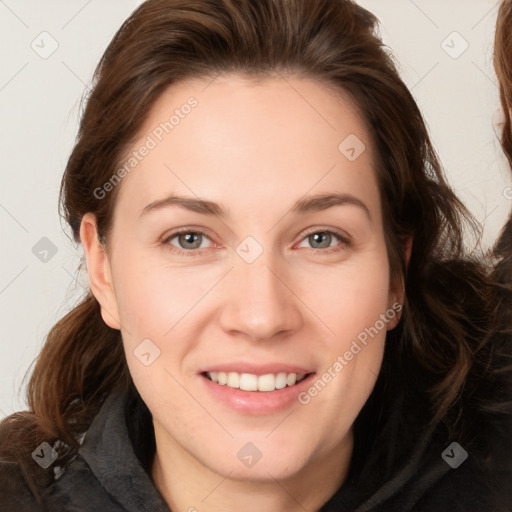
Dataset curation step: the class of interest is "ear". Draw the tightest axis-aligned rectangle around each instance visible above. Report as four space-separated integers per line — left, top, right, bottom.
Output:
387 236 413 330
403 236 413 268
80 213 121 330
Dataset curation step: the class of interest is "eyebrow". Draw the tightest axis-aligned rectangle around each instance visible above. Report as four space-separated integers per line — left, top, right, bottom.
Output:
139 192 372 221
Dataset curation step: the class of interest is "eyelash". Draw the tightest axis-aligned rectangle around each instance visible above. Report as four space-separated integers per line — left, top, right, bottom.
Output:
161 227 351 257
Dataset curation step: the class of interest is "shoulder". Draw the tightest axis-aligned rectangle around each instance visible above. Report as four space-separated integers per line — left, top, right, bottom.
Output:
413 453 512 512
0 390 150 511
408 405 512 511
0 459 46 511
0 415 73 511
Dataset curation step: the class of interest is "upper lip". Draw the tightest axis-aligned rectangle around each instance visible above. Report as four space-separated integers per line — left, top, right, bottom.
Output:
199 362 315 376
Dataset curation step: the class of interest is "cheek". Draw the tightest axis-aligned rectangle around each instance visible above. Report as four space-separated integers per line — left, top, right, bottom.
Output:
109 250 223 392
111 247 215 334
296 256 391 440
112 254 209 405
302 247 391 392
304 250 391 340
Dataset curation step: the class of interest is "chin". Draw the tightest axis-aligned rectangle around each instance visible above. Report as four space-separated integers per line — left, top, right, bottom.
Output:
201 444 311 482
218 462 306 483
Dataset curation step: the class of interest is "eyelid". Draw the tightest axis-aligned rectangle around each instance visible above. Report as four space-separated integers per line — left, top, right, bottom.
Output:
299 226 351 244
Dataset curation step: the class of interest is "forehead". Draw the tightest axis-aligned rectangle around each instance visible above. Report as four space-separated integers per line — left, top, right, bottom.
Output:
113 73 380 222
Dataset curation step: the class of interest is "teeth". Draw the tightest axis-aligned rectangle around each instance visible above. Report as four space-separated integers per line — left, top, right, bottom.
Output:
240 373 257 391
272 373 287 390
206 371 307 391
227 372 239 388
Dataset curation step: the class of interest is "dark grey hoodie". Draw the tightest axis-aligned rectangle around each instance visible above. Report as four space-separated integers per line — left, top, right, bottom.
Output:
1 369 511 512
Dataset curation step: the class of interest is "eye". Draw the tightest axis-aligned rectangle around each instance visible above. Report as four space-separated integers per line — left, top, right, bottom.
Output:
161 227 350 257
162 229 213 256
296 229 350 253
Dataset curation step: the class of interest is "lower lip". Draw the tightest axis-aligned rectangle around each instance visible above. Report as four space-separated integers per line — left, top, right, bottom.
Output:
199 372 316 415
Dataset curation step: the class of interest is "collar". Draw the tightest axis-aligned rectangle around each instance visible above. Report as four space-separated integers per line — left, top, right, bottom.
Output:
77 389 170 512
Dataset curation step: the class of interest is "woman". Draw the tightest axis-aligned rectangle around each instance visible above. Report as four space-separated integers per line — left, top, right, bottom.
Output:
1 1 511 510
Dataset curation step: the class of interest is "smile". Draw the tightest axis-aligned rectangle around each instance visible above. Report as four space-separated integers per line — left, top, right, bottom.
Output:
203 371 309 392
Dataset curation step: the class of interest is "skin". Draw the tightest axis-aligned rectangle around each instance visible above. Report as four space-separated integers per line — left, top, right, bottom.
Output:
80 73 406 512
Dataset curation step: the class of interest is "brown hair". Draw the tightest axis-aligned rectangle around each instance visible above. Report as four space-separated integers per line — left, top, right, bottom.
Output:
494 0 512 269
1 0 509 479
495 0 512 169
490 0 512 450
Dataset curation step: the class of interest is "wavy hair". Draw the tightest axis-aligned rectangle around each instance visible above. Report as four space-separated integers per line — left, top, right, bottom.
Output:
490 0 512 428
494 0 512 270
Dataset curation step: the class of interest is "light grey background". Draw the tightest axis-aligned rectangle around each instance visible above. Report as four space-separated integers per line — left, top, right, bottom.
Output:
1 0 510 419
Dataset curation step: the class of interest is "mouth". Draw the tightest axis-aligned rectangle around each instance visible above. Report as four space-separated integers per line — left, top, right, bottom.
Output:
199 369 317 414
201 371 314 392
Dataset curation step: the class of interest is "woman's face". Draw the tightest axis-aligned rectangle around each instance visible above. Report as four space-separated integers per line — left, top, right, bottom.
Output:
83 73 402 481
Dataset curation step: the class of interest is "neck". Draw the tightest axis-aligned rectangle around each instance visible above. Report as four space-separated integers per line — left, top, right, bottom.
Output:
150 424 354 512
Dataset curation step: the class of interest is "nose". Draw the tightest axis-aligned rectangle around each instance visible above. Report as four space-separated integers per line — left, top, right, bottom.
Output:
218 252 303 342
